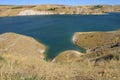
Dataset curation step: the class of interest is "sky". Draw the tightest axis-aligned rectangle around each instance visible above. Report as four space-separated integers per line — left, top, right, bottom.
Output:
0 0 120 5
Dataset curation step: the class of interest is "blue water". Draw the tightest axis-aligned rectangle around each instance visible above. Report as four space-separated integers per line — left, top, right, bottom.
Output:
0 13 120 58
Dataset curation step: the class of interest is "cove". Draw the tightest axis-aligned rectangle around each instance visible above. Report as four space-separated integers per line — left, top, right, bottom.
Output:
0 13 120 59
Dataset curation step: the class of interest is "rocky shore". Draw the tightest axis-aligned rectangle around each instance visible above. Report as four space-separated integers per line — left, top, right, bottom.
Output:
0 4 120 17
18 9 54 16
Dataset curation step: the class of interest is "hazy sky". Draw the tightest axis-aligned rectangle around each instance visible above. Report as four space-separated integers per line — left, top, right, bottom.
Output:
0 0 120 5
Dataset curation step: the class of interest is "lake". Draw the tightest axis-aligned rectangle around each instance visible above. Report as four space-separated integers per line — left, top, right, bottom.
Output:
0 13 120 59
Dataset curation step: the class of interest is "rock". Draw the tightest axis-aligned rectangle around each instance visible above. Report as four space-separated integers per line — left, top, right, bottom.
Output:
52 50 84 63
90 53 120 63
0 32 46 59
72 30 120 50
18 9 54 16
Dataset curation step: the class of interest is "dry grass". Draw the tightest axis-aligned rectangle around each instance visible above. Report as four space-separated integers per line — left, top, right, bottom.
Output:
0 5 120 17
0 54 120 80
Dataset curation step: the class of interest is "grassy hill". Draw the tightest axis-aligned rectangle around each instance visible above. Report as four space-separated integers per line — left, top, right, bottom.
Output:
0 53 120 80
0 31 120 80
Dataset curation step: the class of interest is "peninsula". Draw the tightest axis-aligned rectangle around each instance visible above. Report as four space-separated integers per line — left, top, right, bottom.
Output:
0 30 120 80
0 4 120 17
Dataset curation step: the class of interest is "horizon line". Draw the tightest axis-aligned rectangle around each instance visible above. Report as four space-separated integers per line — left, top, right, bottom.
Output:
0 3 120 6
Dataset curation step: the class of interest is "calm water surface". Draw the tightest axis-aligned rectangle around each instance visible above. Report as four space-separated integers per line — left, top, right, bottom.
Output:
0 13 120 58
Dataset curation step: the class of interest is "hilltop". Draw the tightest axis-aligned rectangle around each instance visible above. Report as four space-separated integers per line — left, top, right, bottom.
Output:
0 4 120 17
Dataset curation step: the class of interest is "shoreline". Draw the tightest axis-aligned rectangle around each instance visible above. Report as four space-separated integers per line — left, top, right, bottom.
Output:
0 12 109 18
0 4 120 17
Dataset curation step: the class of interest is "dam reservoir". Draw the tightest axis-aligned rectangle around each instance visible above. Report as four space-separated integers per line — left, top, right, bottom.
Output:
0 13 120 58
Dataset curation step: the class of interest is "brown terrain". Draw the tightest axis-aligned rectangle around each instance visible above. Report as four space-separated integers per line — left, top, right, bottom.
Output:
0 33 46 59
0 30 120 80
72 30 120 62
0 4 120 17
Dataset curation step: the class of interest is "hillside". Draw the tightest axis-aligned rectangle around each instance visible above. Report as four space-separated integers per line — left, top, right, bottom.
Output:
0 4 120 17
0 30 120 80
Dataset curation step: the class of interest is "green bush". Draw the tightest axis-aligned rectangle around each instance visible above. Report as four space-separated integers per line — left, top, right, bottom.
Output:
47 8 56 11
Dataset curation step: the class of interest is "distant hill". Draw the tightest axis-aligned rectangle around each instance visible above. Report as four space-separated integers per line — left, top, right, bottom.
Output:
0 4 120 17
